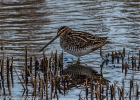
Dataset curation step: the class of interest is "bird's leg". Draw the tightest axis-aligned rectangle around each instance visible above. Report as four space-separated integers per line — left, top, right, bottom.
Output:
100 47 105 60
77 57 80 64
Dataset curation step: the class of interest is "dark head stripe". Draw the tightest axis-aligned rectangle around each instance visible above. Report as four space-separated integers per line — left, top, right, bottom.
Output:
57 26 72 35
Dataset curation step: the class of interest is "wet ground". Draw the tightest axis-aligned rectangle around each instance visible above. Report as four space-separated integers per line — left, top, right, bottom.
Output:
0 0 140 99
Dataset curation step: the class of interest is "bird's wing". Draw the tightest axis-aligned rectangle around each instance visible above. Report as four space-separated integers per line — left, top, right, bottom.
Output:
66 31 94 48
66 31 107 48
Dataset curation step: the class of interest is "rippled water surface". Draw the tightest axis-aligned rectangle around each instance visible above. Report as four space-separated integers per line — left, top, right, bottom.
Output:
0 0 140 99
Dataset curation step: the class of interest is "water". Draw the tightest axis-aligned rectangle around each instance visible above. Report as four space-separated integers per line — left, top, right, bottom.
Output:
0 0 140 99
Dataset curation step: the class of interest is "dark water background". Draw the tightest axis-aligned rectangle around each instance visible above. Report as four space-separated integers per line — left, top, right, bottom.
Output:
0 0 140 99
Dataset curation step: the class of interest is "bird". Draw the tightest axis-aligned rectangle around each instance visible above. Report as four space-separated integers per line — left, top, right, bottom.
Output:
39 26 109 63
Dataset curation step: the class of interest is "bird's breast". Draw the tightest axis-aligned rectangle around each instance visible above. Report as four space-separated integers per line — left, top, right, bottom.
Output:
60 41 92 56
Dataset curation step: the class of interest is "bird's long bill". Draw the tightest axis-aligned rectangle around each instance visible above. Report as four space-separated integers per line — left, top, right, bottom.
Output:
39 34 59 52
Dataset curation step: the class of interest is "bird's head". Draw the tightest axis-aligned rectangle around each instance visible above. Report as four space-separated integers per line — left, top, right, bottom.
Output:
39 26 72 52
57 26 72 36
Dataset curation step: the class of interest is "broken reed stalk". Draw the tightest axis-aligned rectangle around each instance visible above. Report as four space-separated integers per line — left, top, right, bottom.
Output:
117 53 119 64
13 65 25 90
59 51 64 75
90 77 94 100
122 55 124 73
113 82 116 99
43 50 46 74
38 72 43 97
27 65 36 96
112 51 114 64
55 59 59 77
25 46 28 90
50 79 54 100
40 79 44 99
49 59 53 99
136 83 139 99
24 85 28 96
1 53 5 95
99 78 102 100
0 60 1 90
43 50 47 82
124 62 128 76
109 83 116 100
26 67 37 96
139 50 140 65
21 71 25 82
55 50 57 69
118 87 122 100
121 86 124 100
85 78 88 100
95 82 100 100
129 79 133 99
0 79 1 90
63 77 66 95
122 63 124 73
26 67 33 83
106 82 108 100
54 50 58 76
30 57 32 74
34 55 39 79
2 53 4 78
128 51 130 61
46 58 50 100
6 57 11 95
10 57 14 87
55 84 59 100
110 85 113 99
33 79 36 96
54 78 57 98
38 72 43 99
26 65 36 96
132 55 134 70
133 56 136 70
123 48 125 57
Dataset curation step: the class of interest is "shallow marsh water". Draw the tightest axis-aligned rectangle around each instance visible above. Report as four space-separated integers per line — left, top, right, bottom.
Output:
0 0 140 99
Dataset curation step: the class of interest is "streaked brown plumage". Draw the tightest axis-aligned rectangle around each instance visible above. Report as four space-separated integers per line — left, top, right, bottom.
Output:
39 26 108 61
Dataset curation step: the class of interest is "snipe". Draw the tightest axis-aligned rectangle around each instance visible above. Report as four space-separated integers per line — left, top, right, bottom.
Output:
39 26 109 62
